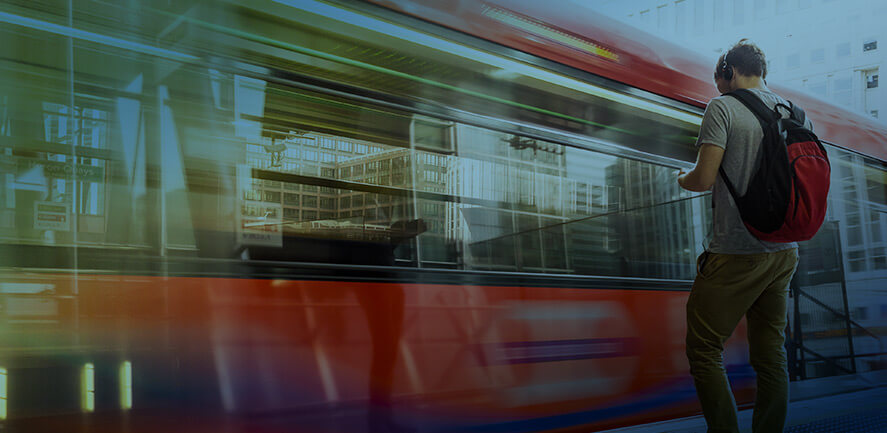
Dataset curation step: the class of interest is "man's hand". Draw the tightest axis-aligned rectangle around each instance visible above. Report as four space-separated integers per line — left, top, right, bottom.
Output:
677 168 689 189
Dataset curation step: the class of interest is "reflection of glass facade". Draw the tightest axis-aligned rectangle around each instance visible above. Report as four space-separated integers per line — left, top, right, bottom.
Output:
607 159 699 280
237 117 707 277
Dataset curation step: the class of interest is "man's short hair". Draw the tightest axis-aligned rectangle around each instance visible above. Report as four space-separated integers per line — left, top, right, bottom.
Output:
715 39 767 80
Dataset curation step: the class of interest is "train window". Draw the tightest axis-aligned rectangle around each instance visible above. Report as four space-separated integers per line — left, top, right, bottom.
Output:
237 89 707 277
874 248 887 270
825 146 887 275
420 124 704 278
3 0 705 274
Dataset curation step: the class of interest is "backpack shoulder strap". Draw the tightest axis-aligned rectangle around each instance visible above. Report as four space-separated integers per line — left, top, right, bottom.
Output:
788 100 807 125
725 89 779 129
715 89 776 202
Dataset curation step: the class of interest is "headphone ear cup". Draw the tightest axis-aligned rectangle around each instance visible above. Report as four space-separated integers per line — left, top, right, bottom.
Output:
723 65 733 80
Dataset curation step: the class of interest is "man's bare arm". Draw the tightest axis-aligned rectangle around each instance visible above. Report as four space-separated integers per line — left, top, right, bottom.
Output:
678 143 725 192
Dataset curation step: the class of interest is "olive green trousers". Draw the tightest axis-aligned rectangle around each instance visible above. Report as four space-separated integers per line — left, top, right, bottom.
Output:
686 248 799 433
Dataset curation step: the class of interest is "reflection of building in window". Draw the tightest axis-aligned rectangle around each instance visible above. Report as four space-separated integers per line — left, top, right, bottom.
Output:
35 104 109 227
244 121 704 277
412 116 453 153
831 151 887 274
606 159 694 280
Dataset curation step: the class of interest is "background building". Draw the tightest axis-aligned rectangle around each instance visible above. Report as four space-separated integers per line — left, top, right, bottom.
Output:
589 0 885 123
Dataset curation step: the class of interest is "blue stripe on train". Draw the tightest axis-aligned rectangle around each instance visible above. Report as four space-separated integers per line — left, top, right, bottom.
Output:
425 364 756 433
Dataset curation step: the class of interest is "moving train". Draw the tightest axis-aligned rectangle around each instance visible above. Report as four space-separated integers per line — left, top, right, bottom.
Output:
1 0 885 431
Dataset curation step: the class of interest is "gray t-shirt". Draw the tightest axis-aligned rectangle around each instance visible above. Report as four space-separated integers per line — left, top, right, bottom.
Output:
696 87 811 254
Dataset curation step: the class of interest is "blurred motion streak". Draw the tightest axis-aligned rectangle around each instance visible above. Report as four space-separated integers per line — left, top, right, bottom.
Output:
0 0 885 432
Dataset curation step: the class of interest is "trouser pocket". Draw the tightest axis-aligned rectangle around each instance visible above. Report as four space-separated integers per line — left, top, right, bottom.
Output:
696 251 712 278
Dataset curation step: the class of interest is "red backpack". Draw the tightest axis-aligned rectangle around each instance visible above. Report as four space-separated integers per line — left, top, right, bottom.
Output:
720 89 831 242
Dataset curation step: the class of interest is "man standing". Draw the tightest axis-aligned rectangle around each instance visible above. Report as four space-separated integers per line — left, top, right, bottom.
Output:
678 40 806 433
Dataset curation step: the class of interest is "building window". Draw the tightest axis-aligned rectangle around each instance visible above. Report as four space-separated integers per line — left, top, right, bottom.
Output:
836 42 851 57
640 9 652 26
864 39 878 52
832 77 852 107
674 0 687 36
872 110 879 119
657 4 669 32
711 0 722 31
775 0 792 14
693 1 705 35
807 81 827 97
868 74 879 89
849 250 866 272
320 197 336 210
810 48 825 63
733 0 745 25
754 0 768 20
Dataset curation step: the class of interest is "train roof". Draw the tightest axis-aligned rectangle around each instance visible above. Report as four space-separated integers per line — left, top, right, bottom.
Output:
366 0 887 161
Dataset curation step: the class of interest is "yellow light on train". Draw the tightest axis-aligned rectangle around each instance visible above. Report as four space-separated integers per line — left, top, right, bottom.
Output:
0 367 7 420
274 0 702 126
119 361 133 410
81 363 95 412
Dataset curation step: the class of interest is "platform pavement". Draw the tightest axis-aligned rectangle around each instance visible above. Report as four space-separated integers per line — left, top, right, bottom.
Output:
599 373 887 433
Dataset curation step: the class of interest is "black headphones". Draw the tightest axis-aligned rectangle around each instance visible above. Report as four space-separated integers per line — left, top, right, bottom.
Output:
720 51 733 81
